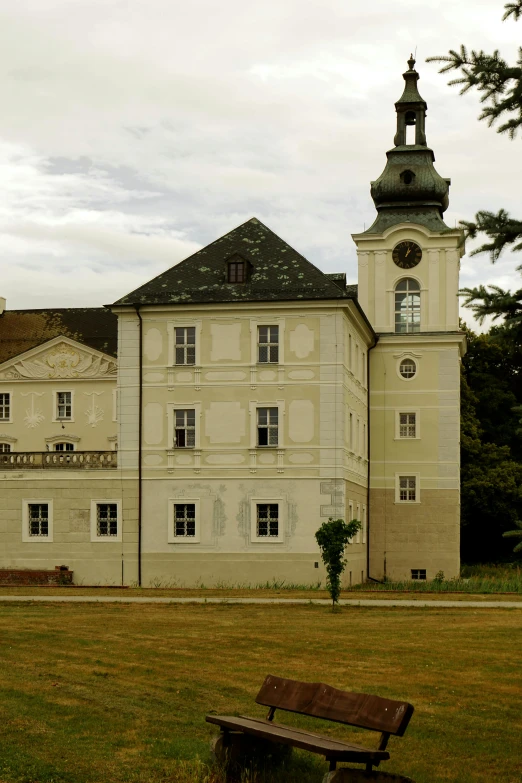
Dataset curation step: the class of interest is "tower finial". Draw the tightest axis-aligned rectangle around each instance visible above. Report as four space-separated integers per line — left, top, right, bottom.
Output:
408 53 416 71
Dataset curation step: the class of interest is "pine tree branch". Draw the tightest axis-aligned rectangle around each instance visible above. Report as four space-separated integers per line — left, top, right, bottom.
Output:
459 284 522 324
503 1 522 21
459 210 522 261
426 7 522 136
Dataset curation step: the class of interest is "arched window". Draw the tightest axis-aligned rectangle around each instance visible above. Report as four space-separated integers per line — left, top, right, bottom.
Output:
54 442 74 452
395 278 420 334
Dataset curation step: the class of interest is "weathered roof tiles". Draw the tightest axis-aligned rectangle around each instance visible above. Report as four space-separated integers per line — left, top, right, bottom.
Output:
113 218 356 306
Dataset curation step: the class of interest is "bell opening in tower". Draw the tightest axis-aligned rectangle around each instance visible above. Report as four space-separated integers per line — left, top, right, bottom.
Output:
405 111 416 145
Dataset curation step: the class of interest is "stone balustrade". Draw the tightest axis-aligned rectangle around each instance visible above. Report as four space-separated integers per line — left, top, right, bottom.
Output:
0 451 117 469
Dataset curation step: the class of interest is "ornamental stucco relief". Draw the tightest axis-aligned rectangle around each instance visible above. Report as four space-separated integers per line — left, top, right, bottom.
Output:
4 344 117 380
84 392 104 428
22 391 45 428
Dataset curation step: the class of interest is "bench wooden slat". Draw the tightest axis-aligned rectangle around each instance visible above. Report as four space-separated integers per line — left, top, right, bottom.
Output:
206 715 390 762
255 675 413 736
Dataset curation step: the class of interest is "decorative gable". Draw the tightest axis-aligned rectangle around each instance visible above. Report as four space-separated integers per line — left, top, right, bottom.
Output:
0 337 117 381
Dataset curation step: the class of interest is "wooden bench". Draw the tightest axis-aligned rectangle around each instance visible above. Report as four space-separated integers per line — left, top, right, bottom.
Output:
206 675 414 781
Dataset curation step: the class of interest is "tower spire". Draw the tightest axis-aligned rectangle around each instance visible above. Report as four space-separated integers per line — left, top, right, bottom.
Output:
363 58 451 234
393 55 428 147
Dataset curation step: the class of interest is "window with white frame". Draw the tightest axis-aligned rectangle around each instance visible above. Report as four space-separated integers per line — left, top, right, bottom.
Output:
168 499 200 543
28 504 49 537
22 499 53 542
362 505 367 544
395 278 420 334
256 504 279 537
355 502 361 544
348 500 354 544
250 498 284 542
257 407 278 447
174 409 195 448
173 503 196 538
411 569 427 580
399 412 417 438
90 500 122 542
54 442 74 452
0 393 11 421
56 391 72 420
96 503 118 536
0 443 11 453
349 412 354 451
399 358 417 379
397 475 418 503
174 327 196 365
257 326 279 364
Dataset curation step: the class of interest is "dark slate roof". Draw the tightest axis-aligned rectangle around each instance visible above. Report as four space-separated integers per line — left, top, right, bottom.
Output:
0 308 117 364
113 218 355 306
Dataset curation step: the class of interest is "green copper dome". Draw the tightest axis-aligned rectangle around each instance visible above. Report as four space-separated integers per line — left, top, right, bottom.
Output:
365 57 451 234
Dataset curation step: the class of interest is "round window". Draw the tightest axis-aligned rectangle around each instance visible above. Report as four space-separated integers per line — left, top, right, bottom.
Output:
399 358 416 379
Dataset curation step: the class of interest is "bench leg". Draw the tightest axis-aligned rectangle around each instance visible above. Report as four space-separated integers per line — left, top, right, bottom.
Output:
211 730 292 777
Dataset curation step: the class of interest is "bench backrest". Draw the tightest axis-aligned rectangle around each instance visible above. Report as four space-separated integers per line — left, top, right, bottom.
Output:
255 675 414 737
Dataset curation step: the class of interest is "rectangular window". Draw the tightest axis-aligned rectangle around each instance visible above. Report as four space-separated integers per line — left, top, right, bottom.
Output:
174 503 196 538
257 407 278 447
174 409 195 448
174 327 196 365
399 476 417 502
56 391 72 420
0 443 11 453
257 326 279 364
28 504 49 537
355 502 361 544
349 412 354 451
411 569 427 580
399 412 416 438
228 261 245 283
362 505 367 544
96 503 118 536
256 504 279 537
0 393 10 421
348 334 352 370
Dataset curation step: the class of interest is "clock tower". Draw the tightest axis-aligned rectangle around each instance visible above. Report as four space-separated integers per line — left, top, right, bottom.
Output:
352 57 466 581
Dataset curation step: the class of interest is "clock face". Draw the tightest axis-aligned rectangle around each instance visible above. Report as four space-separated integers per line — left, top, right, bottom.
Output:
393 241 422 269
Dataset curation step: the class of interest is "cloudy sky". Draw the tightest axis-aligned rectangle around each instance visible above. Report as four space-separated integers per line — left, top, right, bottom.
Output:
0 0 520 330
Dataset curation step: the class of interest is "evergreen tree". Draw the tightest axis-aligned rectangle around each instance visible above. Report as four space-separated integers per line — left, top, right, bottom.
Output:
460 362 522 562
427 1 522 329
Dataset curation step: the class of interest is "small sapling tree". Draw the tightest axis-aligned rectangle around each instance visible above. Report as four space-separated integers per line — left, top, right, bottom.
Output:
315 517 362 608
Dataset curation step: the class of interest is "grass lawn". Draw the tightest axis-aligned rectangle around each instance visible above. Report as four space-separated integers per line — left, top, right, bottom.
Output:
0 603 521 783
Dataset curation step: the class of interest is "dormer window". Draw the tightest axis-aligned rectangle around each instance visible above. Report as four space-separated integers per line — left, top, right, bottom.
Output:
228 260 246 283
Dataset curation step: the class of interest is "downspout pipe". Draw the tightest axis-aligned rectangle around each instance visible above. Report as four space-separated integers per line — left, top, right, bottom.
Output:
366 336 383 583
134 304 143 587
